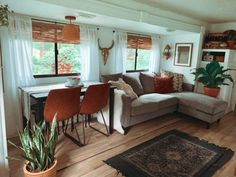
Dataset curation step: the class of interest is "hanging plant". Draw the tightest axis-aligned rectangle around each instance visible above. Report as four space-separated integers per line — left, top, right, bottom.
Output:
0 5 13 26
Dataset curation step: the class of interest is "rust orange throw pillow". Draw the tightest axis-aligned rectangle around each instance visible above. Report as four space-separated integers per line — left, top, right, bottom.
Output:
154 76 174 93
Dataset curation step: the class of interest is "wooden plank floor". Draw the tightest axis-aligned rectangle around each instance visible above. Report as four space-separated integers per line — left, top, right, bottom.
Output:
8 112 236 177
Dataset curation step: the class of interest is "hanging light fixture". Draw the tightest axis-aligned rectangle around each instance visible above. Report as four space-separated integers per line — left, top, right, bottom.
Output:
62 16 80 41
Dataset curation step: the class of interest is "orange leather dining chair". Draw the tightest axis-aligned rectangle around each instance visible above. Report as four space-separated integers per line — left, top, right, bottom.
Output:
80 83 110 142
44 87 85 146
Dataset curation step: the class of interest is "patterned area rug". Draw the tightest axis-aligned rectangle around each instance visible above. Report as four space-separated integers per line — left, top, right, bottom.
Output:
104 130 233 177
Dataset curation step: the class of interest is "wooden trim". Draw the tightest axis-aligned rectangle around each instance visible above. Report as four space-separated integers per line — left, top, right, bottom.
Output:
33 73 79 78
126 69 148 73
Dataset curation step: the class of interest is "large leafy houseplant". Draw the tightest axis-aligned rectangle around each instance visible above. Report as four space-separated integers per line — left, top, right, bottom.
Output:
8 117 58 177
192 61 234 97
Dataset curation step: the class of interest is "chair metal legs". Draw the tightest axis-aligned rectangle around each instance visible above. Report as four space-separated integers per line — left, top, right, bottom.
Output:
63 115 85 147
88 111 110 136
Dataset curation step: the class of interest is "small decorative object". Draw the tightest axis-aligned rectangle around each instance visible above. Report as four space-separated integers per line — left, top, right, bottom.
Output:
203 32 227 49
98 38 114 65
0 4 13 26
174 43 193 67
219 42 227 48
223 30 236 49
7 116 58 177
66 77 81 87
191 61 234 97
162 44 171 59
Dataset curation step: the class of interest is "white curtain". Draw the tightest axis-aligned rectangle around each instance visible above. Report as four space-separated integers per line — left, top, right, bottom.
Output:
80 25 99 82
149 35 161 73
0 14 35 136
110 31 127 74
0 50 9 176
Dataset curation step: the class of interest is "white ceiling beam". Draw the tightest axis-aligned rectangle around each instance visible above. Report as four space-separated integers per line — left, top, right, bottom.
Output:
37 0 202 33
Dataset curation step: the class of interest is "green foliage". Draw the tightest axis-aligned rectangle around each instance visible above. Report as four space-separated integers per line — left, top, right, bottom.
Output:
192 61 234 88
126 48 150 71
7 116 58 172
0 4 13 26
32 42 81 75
225 30 236 41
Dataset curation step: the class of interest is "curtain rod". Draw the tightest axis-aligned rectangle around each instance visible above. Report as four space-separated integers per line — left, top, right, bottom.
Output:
97 27 115 33
32 18 67 25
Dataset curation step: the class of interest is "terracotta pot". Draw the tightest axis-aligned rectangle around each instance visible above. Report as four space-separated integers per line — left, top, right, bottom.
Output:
227 40 235 49
203 87 220 97
23 160 57 177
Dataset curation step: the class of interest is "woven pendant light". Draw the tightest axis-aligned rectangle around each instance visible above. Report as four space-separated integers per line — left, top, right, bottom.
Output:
62 16 80 41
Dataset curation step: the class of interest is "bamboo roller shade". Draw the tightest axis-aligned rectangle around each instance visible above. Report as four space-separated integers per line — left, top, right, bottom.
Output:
32 20 80 44
127 34 152 50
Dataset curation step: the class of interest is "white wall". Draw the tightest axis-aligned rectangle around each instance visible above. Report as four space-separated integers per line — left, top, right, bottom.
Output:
161 33 201 84
209 22 236 32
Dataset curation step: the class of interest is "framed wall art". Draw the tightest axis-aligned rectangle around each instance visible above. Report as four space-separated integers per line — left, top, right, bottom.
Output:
174 43 193 67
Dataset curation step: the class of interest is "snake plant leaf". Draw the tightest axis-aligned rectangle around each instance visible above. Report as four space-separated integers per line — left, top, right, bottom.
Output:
7 114 58 172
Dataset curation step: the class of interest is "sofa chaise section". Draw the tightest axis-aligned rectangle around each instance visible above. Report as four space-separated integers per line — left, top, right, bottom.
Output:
171 92 228 128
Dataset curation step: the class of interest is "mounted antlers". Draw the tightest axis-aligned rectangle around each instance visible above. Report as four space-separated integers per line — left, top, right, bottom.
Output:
98 38 114 65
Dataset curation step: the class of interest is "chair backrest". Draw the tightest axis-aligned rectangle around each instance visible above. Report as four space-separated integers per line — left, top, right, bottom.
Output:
44 87 81 122
80 83 110 114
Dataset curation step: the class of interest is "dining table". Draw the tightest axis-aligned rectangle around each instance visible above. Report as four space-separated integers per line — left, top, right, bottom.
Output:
19 82 115 134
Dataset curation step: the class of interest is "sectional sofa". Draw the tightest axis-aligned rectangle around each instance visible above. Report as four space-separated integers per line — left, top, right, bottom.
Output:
99 72 228 134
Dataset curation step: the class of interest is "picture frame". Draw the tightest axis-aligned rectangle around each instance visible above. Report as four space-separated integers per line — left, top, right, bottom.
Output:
174 43 193 67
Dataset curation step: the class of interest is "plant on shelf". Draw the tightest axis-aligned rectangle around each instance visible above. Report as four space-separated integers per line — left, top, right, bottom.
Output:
191 61 234 97
0 4 13 26
7 116 58 177
224 30 236 48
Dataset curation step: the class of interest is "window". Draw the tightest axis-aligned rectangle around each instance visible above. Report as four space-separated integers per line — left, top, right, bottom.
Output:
126 34 152 72
32 20 80 77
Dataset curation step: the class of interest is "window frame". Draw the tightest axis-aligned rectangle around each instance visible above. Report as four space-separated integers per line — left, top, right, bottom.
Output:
32 19 80 78
126 48 149 72
33 42 80 78
126 34 151 72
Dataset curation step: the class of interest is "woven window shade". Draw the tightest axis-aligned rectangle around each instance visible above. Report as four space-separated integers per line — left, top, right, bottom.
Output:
32 20 80 44
127 34 152 50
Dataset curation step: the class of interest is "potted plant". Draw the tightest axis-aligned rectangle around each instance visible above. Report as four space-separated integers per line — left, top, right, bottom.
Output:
192 61 234 97
7 116 58 177
0 4 13 26
224 30 236 48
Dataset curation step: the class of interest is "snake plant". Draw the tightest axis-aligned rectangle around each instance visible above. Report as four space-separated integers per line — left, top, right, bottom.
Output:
7 116 58 172
192 61 234 88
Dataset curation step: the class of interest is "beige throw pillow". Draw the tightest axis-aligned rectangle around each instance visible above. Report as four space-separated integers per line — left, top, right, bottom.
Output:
160 69 184 92
109 78 138 100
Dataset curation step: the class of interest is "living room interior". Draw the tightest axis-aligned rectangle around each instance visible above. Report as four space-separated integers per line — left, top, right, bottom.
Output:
1 0 236 177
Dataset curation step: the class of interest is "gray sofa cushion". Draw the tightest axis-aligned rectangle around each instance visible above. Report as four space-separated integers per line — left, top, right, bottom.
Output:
139 72 155 94
101 73 123 83
170 92 227 114
131 93 178 116
123 73 144 96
